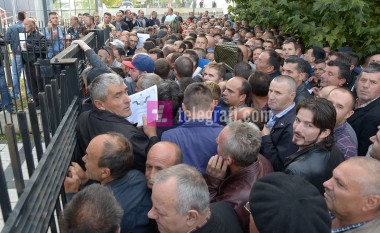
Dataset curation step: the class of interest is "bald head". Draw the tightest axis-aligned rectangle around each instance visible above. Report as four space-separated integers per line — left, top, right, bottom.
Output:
318 85 338 99
145 141 182 188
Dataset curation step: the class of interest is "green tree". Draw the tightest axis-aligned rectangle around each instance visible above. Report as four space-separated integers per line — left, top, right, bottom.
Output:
233 0 380 58
103 0 123 7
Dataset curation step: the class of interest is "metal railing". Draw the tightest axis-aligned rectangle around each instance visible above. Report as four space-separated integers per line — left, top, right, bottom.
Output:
0 30 106 233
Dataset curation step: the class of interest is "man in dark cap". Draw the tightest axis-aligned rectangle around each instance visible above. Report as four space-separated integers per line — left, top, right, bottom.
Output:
248 172 330 233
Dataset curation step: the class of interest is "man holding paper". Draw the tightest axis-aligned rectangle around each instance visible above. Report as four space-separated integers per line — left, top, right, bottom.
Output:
74 73 159 173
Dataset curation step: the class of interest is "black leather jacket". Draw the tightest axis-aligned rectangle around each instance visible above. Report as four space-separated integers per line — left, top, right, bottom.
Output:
284 144 344 194
295 82 312 104
22 29 47 63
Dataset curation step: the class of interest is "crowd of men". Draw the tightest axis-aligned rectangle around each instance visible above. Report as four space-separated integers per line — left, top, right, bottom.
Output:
3 6 380 233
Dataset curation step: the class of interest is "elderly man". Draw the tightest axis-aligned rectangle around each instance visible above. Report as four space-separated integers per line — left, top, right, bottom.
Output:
65 133 152 233
145 141 182 189
162 83 224 174
367 126 380 160
205 121 273 233
22 17 47 109
148 164 244 233
74 73 158 173
324 157 380 232
260 76 299 171
284 97 344 194
348 63 380 156
60 184 123 233
67 16 80 39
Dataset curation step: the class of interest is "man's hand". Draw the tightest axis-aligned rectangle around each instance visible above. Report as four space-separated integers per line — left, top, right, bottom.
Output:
64 166 81 193
71 40 91 51
70 162 88 185
142 116 157 138
261 124 271 136
206 155 228 180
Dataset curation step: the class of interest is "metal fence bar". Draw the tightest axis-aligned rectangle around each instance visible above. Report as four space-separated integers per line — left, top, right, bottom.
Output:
0 157 12 222
45 85 58 134
39 92 51 147
28 102 44 160
51 79 62 123
5 124 25 197
16 111 35 177
1 29 104 232
1 99 78 233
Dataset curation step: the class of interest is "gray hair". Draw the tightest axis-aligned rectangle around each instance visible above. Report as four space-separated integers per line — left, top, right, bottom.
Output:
152 164 210 215
140 73 161 90
362 62 380 74
346 157 380 195
221 121 261 167
89 73 124 101
59 184 123 233
272 75 297 94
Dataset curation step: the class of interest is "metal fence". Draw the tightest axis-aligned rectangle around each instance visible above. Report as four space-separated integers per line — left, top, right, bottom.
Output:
0 30 106 232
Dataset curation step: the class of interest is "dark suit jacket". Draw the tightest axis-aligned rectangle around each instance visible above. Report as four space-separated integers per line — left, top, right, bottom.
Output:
111 21 130 31
347 97 380 156
260 106 299 171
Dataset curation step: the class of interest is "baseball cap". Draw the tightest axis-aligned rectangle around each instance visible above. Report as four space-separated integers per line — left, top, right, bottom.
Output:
122 54 155 73
110 39 125 50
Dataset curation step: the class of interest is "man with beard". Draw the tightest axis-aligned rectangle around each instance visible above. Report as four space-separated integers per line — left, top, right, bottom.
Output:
284 97 344 194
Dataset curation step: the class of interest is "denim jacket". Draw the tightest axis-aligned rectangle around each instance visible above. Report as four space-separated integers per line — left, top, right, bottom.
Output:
5 21 24 53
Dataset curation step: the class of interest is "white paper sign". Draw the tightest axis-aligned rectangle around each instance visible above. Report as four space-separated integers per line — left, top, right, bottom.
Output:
136 33 150 49
127 85 158 126
19 33 26 51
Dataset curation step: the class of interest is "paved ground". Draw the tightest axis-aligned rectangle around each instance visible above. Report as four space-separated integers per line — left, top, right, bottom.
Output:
0 142 41 230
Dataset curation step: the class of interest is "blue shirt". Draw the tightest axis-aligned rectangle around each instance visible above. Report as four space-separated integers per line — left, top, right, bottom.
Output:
162 119 224 174
330 213 369 233
267 103 295 130
44 26 65 58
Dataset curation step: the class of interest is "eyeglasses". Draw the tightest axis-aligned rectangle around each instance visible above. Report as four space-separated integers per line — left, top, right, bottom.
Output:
244 201 251 214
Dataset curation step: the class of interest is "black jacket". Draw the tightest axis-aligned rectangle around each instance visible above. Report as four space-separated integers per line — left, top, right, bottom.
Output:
74 108 159 173
111 21 130 31
295 82 312 104
124 18 137 31
22 29 47 63
261 106 299 171
284 144 344 194
347 97 380 156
